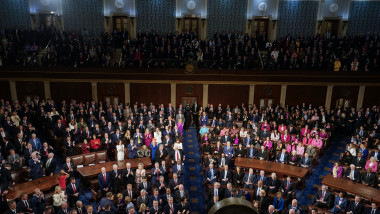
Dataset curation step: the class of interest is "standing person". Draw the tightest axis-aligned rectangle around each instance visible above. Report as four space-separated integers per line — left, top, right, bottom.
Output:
184 104 192 131
116 140 124 162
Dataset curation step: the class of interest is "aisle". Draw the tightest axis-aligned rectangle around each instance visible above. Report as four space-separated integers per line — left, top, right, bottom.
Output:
182 126 207 214
297 135 349 207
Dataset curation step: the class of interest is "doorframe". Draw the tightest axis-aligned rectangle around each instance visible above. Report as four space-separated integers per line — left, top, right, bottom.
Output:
181 96 197 106
322 17 342 36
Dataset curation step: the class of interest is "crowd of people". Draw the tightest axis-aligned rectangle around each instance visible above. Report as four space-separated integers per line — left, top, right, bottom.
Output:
0 96 380 214
1 26 379 71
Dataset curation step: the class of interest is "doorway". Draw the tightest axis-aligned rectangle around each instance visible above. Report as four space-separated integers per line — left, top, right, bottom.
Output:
105 96 120 106
39 14 56 28
253 18 269 40
324 20 340 37
182 97 197 106
182 18 199 35
113 16 129 32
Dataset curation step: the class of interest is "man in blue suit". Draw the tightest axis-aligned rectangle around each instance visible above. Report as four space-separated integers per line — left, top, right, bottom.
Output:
243 168 256 189
225 112 233 127
330 192 348 214
98 167 111 197
112 129 123 143
205 163 218 184
28 152 43 180
299 152 312 168
28 133 42 151
66 177 80 207
243 134 253 147
255 170 268 186
200 112 208 126
223 142 235 159
247 144 257 159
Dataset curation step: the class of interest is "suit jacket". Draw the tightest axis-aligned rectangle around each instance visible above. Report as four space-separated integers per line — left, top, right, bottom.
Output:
219 170 232 183
220 135 232 144
346 201 363 214
266 177 280 193
243 173 256 184
98 173 111 190
174 190 189 203
217 156 230 167
333 196 347 209
149 206 162 214
352 157 365 168
276 153 289 164
66 183 80 199
280 181 295 193
257 195 270 214
361 172 376 186
45 158 57 176
138 182 152 194
53 124 66 137
299 157 312 168
246 148 257 158
137 196 149 210
16 199 33 213
205 168 219 183
363 207 380 214
257 150 268 160
149 195 163 207
163 203 178 214
345 168 360 181
208 188 224 201
314 190 331 205
253 186 267 200
243 137 253 147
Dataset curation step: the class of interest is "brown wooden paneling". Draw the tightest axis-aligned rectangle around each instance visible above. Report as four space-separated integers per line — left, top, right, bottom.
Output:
331 86 359 108
50 82 92 102
0 81 11 101
208 85 249 107
130 83 170 105
254 85 281 106
176 84 203 107
97 83 125 104
16 81 45 101
286 85 327 107
363 86 380 107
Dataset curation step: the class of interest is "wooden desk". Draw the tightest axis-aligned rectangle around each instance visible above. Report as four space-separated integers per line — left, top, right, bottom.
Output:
7 175 60 201
234 157 309 180
322 174 380 203
76 157 152 179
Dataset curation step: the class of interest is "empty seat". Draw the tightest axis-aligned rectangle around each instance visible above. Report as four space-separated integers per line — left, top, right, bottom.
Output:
71 156 84 166
96 151 107 163
84 153 96 165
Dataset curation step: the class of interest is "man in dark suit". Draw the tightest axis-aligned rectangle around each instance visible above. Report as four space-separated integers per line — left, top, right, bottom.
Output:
138 177 152 194
204 163 218 184
123 162 135 186
174 184 189 204
44 153 57 176
75 201 87 214
346 196 363 214
217 153 229 168
208 182 224 202
220 133 231 144
162 188 174 207
243 168 256 189
149 189 163 207
123 184 137 203
287 199 302 214
243 134 253 147
220 165 232 186
361 167 376 186
177 198 190 214
149 199 162 214
110 164 122 194
276 149 288 164
253 180 267 200
192 101 200 126
98 167 111 197
346 164 360 181
204 155 217 167
29 152 43 180
66 177 80 207
136 189 149 210
352 153 365 169
62 157 76 178
16 192 34 214
280 176 295 197
1 164 13 188
246 144 257 159
260 128 270 139
314 185 331 208
154 144 168 163
257 146 268 160
363 202 380 214
169 173 183 193
255 170 268 186
53 119 66 138
163 196 178 214
299 152 312 168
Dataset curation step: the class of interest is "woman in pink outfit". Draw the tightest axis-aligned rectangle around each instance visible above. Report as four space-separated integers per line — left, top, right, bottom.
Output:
365 157 378 172
303 133 313 146
311 135 323 149
263 137 273 150
143 128 152 147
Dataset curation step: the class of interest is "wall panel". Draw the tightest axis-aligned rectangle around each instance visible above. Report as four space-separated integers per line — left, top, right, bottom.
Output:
286 85 327 107
363 86 380 107
62 0 104 35
276 1 319 38
136 0 175 33
50 82 92 103
176 84 203 107
97 83 125 104
331 86 359 108
208 85 249 107
16 81 45 101
347 1 380 35
206 0 248 38
130 83 171 105
0 81 11 101
0 0 31 29
254 85 281 106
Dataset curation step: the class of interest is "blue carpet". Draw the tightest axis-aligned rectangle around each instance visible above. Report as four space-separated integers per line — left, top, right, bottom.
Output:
182 126 207 214
297 135 349 206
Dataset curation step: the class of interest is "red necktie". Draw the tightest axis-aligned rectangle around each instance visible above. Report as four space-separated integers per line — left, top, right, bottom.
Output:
129 191 132 198
45 149 48 156
320 191 325 201
73 184 76 193
103 174 106 181
177 152 179 161
286 182 289 189
157 169 159 181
